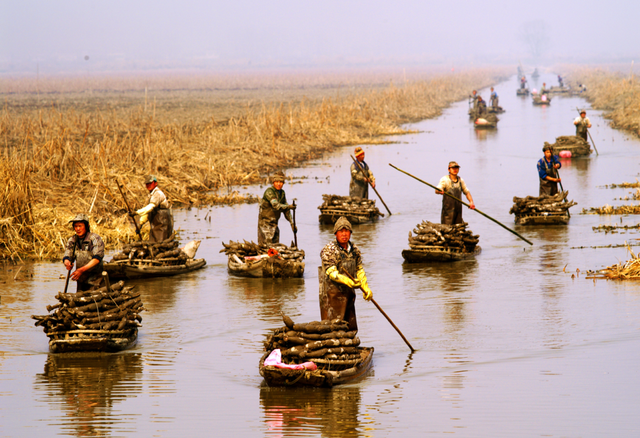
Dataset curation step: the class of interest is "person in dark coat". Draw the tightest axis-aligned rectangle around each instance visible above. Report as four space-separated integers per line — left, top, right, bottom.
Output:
435 161 476 225
63 214 105 292
538 144 562 196
136 175 173 242
349 147 375 199
257 171 296 246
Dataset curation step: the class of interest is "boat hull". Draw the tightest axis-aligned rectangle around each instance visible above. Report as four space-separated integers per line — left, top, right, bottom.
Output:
402 245 481 263
48 329 138 353
515 213 569 225
318 209 381 225
104 258 206 280
228 255 304 278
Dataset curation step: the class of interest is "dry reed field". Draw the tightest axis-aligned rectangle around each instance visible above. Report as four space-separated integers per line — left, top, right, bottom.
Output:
0 68 507 260
565 66 640 137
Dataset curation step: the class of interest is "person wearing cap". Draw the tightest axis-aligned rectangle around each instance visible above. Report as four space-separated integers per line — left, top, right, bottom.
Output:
319 216 372 331
63 214 105 292
136 175 173 242
350 147 375 199
489 87 499 109
538 144 562 196
258 170 296 246
435 162 476 225
573 110 592 142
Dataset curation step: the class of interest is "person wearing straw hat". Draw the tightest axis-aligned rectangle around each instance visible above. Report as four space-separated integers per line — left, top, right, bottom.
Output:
257 170 296 246
350 147 375 199
136 175 173 243
573 109 592 142
319 216 372 331
538 144 562 196
435 161 475 225
63 213 105 292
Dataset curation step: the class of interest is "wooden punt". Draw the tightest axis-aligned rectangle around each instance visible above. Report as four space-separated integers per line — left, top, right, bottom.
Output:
516 88 529 96
402 245 481 263
318 208 383 225
47 328 138 353
532 95 552 105
515 212 569 225
259 347 374 387
103 258 206 280
228 254 304 278
474 119 497 129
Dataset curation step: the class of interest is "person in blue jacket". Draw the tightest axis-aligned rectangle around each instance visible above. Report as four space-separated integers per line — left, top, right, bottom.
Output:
537 144 562 196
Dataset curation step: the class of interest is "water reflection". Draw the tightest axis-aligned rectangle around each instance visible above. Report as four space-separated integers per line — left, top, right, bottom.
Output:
260 385 363 438
226 277 306 323
35 353 143 437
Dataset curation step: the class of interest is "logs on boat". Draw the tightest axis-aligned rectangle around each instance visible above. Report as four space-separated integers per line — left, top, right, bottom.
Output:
407 220 479 252
220 240 305 262
31 277 144 333
509 191 577 216
110 237 191 265
318 195 382 216
264 315 363 364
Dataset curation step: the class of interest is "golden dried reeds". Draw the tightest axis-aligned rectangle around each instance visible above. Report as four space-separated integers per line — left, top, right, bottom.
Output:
587 245 640 280
0 68 508 260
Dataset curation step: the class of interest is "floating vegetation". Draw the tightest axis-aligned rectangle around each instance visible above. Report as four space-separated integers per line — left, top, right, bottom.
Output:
592 223 640 233
603 180 640 189
585 246 640 279
581 204 640 215
571 242 640 249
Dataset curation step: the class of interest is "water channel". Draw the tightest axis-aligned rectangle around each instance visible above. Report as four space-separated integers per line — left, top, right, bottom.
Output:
2 73 640 437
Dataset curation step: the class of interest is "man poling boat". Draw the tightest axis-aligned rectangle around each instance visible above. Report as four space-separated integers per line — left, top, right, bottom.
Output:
135 175 174 243
257 170 297 246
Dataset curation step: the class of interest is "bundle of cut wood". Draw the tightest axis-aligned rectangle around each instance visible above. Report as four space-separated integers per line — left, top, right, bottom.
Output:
510 192 577 216
318 194 381 215
110 237 190 265
31 280 144 333
220 240 304 262
264 315 364 367
407 220 479 252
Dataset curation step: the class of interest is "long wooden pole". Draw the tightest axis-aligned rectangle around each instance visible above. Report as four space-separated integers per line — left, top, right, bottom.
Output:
292 199 298 248
389 163 533 246
556 169 570 218
115 179 142 240
576 107 599 155
351 155 392 216
63 236 77 294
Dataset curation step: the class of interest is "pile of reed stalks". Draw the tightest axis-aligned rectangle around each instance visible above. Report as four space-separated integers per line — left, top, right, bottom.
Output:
582 204 640 215
587 246 640 280
0 68 507 260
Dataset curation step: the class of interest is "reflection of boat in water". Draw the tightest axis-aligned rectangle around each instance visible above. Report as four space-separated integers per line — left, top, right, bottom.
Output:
103 258 206 280
48 328 138 353
402 246 481 263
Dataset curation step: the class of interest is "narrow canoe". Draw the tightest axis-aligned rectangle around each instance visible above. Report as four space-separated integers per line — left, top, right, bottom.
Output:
103 258 206 280
48 328 138 353
259 346 374 387
318 208 383 225
402 245 481 263
515 212 569 225
228 254 304 278
516 88 530 96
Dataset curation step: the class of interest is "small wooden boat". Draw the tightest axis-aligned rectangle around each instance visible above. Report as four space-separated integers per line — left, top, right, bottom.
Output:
228 254 304 278
516 88 530 96
515 212 569 225
547 86 570 94
488 106 505 114
47 328 138 353
474 118 496 129
259 346 374 387
318 208 382 225
103 258 206 280
532 95 551 105
402 245 481 263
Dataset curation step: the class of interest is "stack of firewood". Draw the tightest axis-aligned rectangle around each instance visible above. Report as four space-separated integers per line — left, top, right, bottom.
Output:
318 195 381 215
510 192 577 216
264 316 364 367
110 237 187 264
31 280 144 333
407 220 479 252
220 240 304 262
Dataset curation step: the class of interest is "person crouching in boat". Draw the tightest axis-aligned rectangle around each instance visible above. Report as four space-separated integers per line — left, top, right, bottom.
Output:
136 175 173 242
258 170 296 246
435 161 475 225
63 214 105 292
349 146 375 199
319 216 372 331
538 144 562 196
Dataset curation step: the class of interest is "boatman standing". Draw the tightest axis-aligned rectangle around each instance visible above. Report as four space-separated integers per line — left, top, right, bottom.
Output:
538 144 562 196
573 109 592 142
63 214 105 292
435 161 476 225
319 216 372 331
258 170 296 246
489 87 499 109
349 147 375 199
136 175 173 242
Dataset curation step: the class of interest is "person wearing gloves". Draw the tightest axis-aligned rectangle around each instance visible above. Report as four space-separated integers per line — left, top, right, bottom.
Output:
63 214 105 292
136 175 173 242
538 144 562 196
349 146 375 199
319 216 372 331
573 109 592 142
257 170 296 246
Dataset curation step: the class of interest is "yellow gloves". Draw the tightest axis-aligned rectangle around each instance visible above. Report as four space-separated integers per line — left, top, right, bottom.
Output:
326 266 360 289
136 203 155 216
357 267 373 301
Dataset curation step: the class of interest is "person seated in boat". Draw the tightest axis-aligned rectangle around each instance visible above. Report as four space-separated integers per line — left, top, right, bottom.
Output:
573 109 592 142
476 96 487 116
538 144 562 196
136 175 173 243
489 87 499 109
258 170 296 246
540 82 548 95
558 75 564 88
349 147 375 199
63 214 105 292
319 216 372 331
520 76 527 90
435 161 475 225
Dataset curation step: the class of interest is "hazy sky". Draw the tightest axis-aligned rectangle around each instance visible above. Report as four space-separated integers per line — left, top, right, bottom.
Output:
1 0 638 73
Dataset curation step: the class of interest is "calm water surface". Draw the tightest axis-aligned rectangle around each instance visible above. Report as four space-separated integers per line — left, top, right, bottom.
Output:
2 74 640 437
